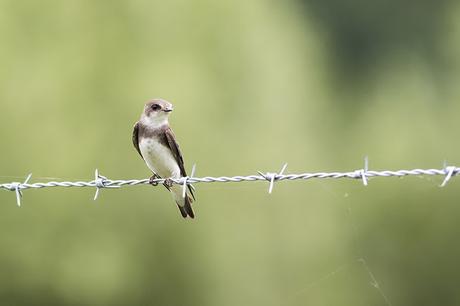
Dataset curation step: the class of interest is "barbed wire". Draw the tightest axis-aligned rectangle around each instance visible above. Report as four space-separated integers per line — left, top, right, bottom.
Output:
0 159 458 206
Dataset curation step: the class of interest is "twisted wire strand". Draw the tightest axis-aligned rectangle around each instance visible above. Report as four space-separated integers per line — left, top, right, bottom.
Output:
0 164 457 207
0 167 458 192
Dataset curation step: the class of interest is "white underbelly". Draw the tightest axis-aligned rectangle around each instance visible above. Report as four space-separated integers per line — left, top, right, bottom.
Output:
139 138 180 178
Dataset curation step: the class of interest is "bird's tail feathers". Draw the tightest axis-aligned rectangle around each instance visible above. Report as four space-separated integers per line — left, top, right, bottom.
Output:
172 187 195 218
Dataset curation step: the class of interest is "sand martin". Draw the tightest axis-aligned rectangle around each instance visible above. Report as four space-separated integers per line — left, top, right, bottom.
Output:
132 99 195 218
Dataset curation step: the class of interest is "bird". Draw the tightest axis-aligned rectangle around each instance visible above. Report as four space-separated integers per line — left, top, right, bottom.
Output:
132 99 195 218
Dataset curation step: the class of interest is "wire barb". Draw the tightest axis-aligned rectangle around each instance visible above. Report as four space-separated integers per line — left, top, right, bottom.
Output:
441 163 456 187
362 156 369 186
181 164 196 199
353 157 369 186
258 163 288 194
6 173 32 207
93 169 119 200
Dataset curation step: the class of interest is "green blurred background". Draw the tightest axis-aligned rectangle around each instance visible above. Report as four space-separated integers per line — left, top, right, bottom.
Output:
0 0 460 305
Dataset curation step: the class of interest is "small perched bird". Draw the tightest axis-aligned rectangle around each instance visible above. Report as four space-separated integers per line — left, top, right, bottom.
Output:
132 99 195 218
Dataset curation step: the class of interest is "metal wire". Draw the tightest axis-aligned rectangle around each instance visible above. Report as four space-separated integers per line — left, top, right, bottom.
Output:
0 161 458 206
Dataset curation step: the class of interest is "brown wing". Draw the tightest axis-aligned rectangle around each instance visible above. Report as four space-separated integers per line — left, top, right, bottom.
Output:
164 127 195 200
132 122 143 158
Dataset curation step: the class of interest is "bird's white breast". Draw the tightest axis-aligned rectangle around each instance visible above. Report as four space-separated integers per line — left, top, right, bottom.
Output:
139 138 180 179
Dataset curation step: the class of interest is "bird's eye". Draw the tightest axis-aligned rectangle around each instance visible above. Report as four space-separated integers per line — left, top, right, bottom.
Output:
151 104 161 111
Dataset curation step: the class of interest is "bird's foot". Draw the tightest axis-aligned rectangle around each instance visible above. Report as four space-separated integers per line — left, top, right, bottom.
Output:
149 174 160 186
163 178 174 188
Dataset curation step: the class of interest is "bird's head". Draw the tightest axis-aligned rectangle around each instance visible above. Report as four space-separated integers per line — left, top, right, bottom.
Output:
141 99 174 127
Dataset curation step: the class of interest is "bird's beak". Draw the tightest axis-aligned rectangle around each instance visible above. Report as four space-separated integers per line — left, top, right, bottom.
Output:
164 108 173 113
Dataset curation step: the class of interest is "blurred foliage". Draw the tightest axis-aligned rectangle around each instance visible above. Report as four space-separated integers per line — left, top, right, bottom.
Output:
0 0 460 305
300 0 453 78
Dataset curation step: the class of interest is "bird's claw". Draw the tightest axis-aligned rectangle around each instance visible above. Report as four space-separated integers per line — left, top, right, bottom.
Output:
149 175 159 186
164 178 174 188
